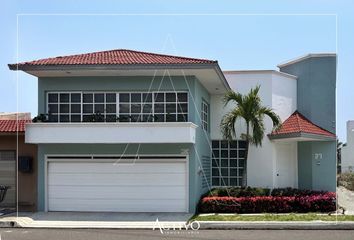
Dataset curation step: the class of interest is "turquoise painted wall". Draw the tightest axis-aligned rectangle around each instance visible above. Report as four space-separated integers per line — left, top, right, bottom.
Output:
36 75 212 213
280 56 336 134
297 141 336 191
280 56 337 192
38 76 196 120
297 142 313 189
190 79 212 208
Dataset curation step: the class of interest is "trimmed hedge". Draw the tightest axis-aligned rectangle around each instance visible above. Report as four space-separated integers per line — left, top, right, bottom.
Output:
198 192 336 213
203 187 327 198
270 187 327 197
203 187 270 198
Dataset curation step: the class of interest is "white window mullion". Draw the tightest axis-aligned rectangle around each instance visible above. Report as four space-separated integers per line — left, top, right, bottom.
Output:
116 93 119 122
129 93 131 122
69 93 71 122
80 92 83 122
104 93 106 120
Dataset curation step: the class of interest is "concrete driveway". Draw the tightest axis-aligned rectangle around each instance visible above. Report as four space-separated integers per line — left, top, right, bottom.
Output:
0 212 193 228
338 186 354 215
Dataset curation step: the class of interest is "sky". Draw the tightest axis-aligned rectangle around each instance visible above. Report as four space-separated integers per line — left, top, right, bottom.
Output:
0 0 353 142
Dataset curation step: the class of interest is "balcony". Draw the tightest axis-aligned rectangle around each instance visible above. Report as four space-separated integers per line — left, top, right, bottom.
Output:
25 122 197 144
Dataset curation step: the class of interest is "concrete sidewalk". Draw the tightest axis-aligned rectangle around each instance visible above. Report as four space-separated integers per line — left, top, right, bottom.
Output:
0 212 193 229
1 212 354 229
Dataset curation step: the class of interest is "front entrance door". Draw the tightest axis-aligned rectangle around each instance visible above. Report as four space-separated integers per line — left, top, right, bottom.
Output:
275 143 297 188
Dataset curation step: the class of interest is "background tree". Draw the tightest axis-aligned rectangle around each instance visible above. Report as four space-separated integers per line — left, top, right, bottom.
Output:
220 85 281 186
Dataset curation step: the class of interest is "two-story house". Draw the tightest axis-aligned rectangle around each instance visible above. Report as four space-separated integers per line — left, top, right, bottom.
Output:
9 50 336 213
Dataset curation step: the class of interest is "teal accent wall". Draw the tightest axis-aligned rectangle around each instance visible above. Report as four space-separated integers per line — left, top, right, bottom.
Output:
281 56 337 192
298 141 336 191
191 79 212 207
297 142 313 189
36 75 212 213
280 56 336 134
38 76 197 122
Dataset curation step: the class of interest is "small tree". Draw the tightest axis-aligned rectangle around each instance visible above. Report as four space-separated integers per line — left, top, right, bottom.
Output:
220 85 281 186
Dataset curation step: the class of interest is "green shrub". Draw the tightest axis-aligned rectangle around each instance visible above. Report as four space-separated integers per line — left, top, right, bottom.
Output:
270 187 326 197
338 173 354 191
204 187 330 198
204 187 270 198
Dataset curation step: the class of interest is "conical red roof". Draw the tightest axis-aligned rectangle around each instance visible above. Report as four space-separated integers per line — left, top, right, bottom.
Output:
270 111 335 138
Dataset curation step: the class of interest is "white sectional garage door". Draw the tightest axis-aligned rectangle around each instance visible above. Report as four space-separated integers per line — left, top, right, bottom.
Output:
47 158 188 212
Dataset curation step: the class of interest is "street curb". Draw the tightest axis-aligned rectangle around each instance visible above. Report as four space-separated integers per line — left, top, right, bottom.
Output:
198 221 354 230
0 221 17 228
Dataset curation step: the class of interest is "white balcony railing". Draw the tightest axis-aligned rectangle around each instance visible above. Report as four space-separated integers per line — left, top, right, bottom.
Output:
25 122 197 144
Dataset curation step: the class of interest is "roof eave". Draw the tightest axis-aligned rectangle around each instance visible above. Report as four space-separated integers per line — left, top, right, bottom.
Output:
8 62 219 72
277 53 337 68
268 132 336 141
0 132 25 136
214 64 231 91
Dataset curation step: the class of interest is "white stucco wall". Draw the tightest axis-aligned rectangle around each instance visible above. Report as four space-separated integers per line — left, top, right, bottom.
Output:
271 73 297 121
342 121 354 172
211 71 297 188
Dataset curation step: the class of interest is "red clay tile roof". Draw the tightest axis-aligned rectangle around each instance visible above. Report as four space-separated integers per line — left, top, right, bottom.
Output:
270 111 335 138
0 120 31 133
8 49 217 70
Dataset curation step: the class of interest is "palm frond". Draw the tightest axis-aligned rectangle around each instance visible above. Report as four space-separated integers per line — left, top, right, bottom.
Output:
250 117 265 147
220 85 281 147
259 106 281 130
223 91 243 107
220 108 242 140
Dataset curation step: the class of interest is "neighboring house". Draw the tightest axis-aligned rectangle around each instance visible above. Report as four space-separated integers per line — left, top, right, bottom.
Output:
0 118 37 211
0 112 31 120
8 50 336 213
341 121 354 173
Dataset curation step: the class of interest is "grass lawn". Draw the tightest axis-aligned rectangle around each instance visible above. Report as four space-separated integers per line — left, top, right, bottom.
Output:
192 213 354 222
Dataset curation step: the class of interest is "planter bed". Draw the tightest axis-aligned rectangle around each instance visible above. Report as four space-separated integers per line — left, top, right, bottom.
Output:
198 187 336 214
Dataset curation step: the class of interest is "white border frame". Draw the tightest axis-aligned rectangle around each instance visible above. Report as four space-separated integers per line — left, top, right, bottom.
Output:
44 153 189 213
15 12 338 219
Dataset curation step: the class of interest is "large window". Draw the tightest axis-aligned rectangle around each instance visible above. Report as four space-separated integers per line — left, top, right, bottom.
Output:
201 100 209 131
211 140 246 187
47 91 188 123
47 92 81 122
82 93 117 122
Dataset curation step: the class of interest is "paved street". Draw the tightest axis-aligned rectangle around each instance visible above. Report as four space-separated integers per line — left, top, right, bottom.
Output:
0 228 354 240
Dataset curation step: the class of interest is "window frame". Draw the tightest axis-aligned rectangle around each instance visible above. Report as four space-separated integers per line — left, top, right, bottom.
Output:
47 91 83 123
81 92 117 122
201 100 209 131
46 91 189 123
211 140 246 187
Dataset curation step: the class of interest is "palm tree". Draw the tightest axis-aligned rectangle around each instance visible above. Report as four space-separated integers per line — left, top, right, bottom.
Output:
220 85 281 186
